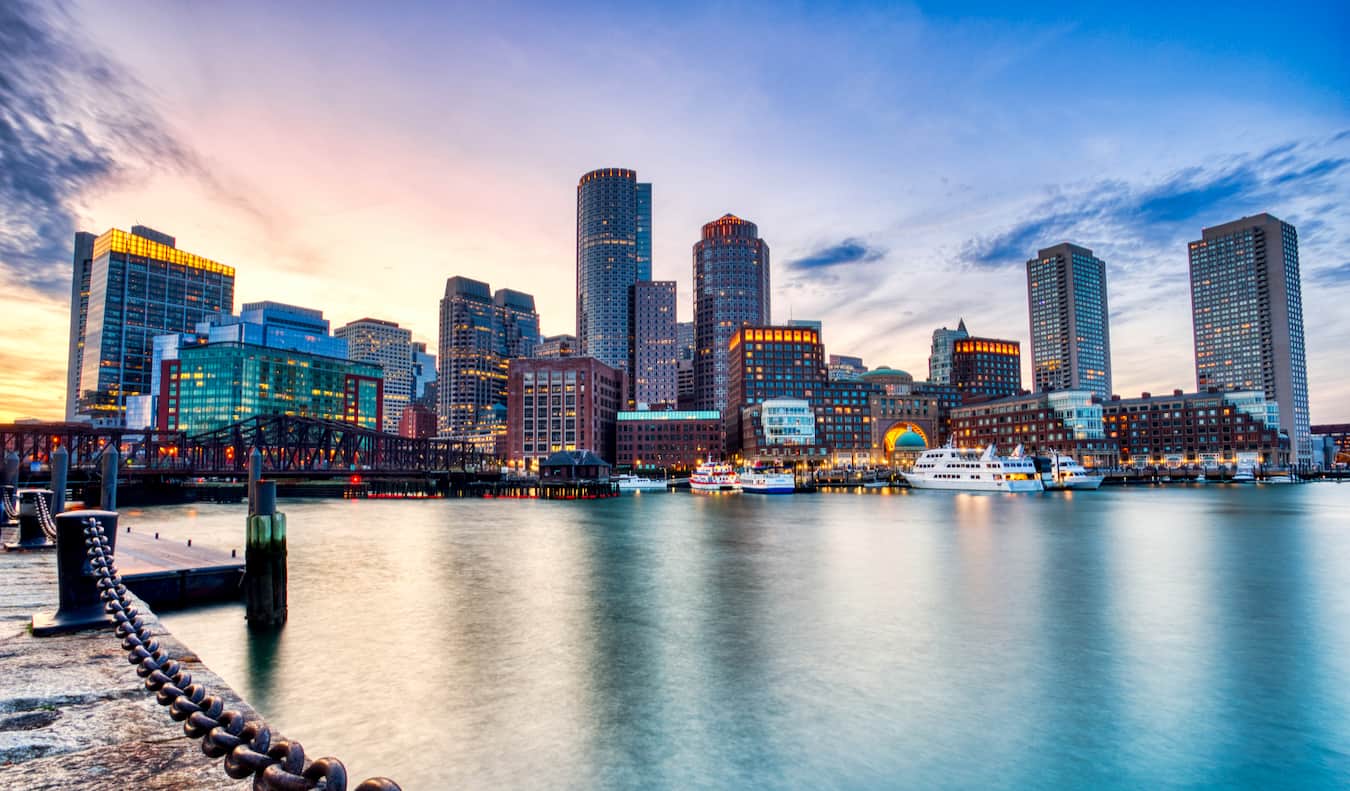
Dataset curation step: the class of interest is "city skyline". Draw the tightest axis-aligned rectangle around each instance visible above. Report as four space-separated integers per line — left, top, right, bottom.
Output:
3 1 1349 422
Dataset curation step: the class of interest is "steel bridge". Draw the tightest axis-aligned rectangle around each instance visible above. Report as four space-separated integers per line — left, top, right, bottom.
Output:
0 415 487 475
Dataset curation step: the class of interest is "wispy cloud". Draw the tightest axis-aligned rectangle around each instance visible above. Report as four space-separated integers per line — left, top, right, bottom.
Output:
1311 262 1350 286
960 135 1350 269
787 238 886 271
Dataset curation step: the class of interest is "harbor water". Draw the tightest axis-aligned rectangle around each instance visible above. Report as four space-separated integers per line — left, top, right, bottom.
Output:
148 484 1350 789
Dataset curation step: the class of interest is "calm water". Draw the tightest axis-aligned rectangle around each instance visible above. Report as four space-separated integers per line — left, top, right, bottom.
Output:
144 485 1350 789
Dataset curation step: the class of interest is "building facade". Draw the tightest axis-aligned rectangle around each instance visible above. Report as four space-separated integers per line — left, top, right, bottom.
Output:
506 356 625 468
576 168 651 374
1103 389 1287 468
533 334 577 358
70 227 235 425
629 280 678 407
676 321 695 361
951 390 1118 468
828 354 867 382
335 318 413 433
1027 243 1112 400
1189 213 1311 466
927 319 968 385
693 214 771 412
411 341 436 407
437 276 540 437
398 403 438 439
726 325 825 437
616 409 724 472
1311 424 1350 467
951 337 1022 400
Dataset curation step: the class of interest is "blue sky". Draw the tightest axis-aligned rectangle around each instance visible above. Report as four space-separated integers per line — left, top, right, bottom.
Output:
2 0 1347 420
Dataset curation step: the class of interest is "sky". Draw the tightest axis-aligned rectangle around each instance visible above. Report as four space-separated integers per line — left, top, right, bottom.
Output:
2 0 1348 422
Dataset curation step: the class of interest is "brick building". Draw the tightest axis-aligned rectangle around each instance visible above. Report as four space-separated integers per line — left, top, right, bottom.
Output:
506 357 625 469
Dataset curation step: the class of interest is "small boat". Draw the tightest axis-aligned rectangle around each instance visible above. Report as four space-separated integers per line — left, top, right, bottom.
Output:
1194 474 1209 484
902 441 1044 492
739 465 795 494
690 462 741 493
1265 473 1297 484
1034 451 1104 490
862 480 890 489
614 474 668 492
1232 462 1257 483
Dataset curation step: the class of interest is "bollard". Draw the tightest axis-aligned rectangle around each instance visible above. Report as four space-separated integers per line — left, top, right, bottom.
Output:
248 447 262 515
51 446 69 514
245 479 287 628
100 446 120 512
5 490 56 551
32 510 119 636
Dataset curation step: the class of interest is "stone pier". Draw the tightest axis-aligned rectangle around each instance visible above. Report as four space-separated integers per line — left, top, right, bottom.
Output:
0 524 252 789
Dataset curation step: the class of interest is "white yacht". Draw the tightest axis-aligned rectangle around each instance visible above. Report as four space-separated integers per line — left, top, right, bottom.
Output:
739 466 795 494
902 442 1044 492
690 462 741 493
614 474 668 492
1035 452 1104 490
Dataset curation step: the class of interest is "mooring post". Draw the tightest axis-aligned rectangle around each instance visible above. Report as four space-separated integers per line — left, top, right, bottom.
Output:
31 510 119 636
248 447 262 514
5 489 56 551
100 445 120 512
52 446 69 514
246 479 287 628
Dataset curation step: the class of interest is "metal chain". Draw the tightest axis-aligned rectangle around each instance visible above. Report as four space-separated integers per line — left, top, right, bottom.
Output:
1 488 17 520
81 517 401 791
34 492 58 540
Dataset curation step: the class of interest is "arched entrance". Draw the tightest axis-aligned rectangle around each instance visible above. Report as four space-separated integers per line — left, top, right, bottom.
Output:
883 422 928 453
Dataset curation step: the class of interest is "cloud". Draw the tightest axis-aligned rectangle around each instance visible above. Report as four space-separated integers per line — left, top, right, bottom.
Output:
787 238 886 271
0 0 239 298
1311 262 1350 286
960 135 1350 269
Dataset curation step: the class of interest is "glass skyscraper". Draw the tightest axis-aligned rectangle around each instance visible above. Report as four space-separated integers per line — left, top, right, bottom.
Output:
1026 243 1112 401
70 227 235 425
1189 213 1311 465
438 277 541 436
693 214 770 412
576 168 652 373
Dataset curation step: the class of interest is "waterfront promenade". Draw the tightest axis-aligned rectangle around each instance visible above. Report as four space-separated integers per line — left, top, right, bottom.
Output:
0 525 251 789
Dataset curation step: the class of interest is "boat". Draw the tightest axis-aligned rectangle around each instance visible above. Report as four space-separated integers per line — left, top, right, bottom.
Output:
614 474 668 492
690 462 741 493
901 441 1044 492
1034 451 1104 490
1194 474 1209 484
1265 473 1298 484
1232 461 1257 483
739 465 795 494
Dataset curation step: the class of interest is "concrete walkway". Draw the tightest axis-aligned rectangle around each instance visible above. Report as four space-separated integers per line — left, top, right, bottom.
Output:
0 526 251 789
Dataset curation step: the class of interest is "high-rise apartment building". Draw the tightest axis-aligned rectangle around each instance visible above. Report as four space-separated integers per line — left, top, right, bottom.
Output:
928 319 968 385
1189 213 1311 465
1026 243 1112 400
335 318 414 433
694 214 771 412
437 277 540 436
629 280 678 407
69 227 235 425
725 325 825 456
576 168 651 373
951 337 1022 400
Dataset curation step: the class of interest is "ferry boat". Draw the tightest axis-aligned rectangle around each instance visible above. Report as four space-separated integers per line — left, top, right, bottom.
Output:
1034 452 1104 490
738 466 795 494
690 462 741 493
614 474 669 492
902 441 1044 492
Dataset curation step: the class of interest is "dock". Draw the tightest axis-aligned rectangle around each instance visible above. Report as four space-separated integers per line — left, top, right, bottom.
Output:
112 528 243 609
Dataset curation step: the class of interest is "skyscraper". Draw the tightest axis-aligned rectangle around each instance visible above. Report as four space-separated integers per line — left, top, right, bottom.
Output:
335 318 414 433
629 280 678 407
1026 243 1112 400
676 321 695 361
1189 213 1311 465
70 227 235 425
951 337 1022 399
693 214 771 412
927 319 968 385
576 168 651 373
437 277 540 436
65 231 96 420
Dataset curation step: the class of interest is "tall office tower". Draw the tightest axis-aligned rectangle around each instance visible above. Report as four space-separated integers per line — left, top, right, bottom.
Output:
65 231 96 420
1189 213 1311 465
1026 243 1112 400
629 280 678 407
951 337 1022 399
693 214 771 412
70 227 235 425
336 318 414 433
437 277 540 435
576 168 651 373
928 319 968 385
676 321 695 361
410 341 437 407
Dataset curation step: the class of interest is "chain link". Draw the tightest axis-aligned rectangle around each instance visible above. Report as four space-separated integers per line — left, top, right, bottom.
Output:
1 488 17 521
81 517 401 791
34 492 58 540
